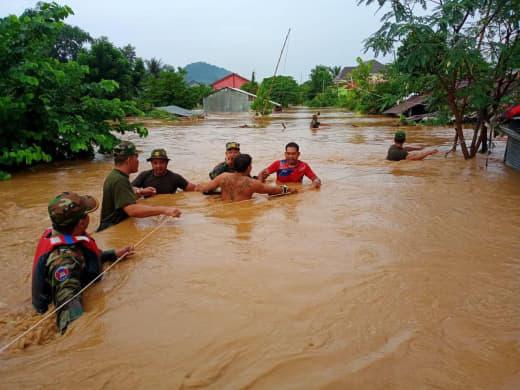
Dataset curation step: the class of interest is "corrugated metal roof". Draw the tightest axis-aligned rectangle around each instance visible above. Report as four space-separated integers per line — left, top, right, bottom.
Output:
383 94 429 115
154 105 204 117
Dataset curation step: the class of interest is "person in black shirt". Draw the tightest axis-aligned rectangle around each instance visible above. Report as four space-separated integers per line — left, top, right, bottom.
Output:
386 131 438 161
132 149 198 195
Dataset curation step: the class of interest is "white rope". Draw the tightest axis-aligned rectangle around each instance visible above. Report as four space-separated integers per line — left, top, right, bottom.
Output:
0 183 320 353
0 215 173 354
0 188 298 353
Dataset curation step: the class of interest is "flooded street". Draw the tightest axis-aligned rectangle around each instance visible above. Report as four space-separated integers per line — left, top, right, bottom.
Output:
1 107 519 389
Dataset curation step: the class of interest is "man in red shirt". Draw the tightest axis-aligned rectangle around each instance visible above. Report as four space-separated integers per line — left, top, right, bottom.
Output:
257 142 322 188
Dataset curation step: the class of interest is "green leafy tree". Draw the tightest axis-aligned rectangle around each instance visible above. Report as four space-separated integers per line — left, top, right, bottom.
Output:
258 75 300 107
339 58 379 112
308 65 334 100
307 88 340 108
0 2 146 179
48 24 92 62
121 44 136 63
250 83 273 115
329 65 342 79
360 0 520 158
146 57 163 78
141 67 210 109
241 71 259 94
77 37 134 100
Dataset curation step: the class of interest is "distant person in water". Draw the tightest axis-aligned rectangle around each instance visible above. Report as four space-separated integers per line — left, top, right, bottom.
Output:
258 142 322 188
196 154 297 202
310 113 330 129
132 148 198 195
386 131 439 161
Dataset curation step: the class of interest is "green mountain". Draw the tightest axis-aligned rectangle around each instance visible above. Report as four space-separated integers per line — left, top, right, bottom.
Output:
184 61 231 85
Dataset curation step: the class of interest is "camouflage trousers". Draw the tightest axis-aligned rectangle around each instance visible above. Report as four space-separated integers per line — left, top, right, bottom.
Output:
46 245 86 333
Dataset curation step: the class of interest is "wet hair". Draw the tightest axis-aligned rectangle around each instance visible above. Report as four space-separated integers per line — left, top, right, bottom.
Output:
285 142 299 151
234 153 252 173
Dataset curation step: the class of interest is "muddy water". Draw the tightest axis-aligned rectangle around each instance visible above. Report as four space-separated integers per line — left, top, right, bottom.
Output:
1 107 519 389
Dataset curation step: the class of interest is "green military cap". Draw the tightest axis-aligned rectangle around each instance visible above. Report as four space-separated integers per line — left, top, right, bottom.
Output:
394 131 406 143
48 192 99 227
113 141 143 157
226 141 240 150
147 148 170 161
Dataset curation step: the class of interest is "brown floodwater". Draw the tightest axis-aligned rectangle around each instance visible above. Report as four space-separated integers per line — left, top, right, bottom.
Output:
1 107 519 389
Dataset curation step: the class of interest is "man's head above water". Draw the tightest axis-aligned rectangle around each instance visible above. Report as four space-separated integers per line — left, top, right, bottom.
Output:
233 153 252 173
225 141 240 168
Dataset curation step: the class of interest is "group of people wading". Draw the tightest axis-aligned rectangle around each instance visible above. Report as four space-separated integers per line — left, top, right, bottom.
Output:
32 127 437 334
32 140 321 332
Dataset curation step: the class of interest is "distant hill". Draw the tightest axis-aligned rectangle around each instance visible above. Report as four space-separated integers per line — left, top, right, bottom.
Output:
184 62 232 85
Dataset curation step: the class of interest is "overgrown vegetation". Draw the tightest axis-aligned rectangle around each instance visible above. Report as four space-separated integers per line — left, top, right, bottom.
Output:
359 0 520 158
0 3 146 179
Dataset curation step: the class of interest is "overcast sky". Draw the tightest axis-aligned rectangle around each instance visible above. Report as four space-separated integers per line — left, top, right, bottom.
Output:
3 0 393 83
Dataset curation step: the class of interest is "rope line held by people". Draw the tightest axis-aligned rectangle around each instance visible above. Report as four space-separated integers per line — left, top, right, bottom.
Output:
0 183 310 354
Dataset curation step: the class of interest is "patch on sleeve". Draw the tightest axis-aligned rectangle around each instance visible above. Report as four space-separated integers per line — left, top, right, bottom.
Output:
54 266 69 282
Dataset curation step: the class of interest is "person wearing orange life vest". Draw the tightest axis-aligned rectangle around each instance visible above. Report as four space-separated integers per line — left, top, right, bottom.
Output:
32 192 134 333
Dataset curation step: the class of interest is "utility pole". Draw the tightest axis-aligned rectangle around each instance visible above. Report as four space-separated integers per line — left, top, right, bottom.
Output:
262 28 291 116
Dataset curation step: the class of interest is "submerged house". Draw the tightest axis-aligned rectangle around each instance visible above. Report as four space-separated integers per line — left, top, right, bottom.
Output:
382 93 432 121
203 87 280 113
211 73 250 90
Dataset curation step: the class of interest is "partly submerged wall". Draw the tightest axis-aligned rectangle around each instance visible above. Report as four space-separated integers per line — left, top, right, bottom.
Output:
203 88 252 112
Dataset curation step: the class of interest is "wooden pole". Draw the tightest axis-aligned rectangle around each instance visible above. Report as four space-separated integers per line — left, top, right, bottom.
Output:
262 28 291 116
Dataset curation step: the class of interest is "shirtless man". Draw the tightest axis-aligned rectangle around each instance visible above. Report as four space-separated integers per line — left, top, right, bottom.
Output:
196 154 297 202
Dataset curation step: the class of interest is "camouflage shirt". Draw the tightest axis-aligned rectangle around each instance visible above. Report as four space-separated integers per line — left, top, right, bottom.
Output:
209 162 235 179
44 230 116 332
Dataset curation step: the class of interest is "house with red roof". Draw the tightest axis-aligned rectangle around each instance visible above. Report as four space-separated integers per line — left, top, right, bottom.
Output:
211 73 250 90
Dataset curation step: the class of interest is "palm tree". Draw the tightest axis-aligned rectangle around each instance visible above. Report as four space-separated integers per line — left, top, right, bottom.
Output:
146 57 163 78
329 66 342 79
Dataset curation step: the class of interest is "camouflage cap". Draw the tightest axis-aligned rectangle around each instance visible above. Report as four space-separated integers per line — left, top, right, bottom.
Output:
147 148 170 161
48 192 99 227
113 141 143 157
394 131 406 143
226 141 240 150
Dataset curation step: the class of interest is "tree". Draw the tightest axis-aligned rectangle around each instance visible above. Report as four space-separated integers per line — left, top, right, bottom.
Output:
121 44 136 63
308 65 334 100
257 75 300 107
140 67 210 109
49 24 92 62
359 0 520 158
0 3 146 179
241 71 259 94
329 65 342 79
77 37 134 100
146 57 163 78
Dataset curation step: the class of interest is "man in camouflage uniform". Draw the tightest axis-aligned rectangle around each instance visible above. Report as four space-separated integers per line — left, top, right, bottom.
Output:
209 141 241 179
98 141 182 232
32 192 134 333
